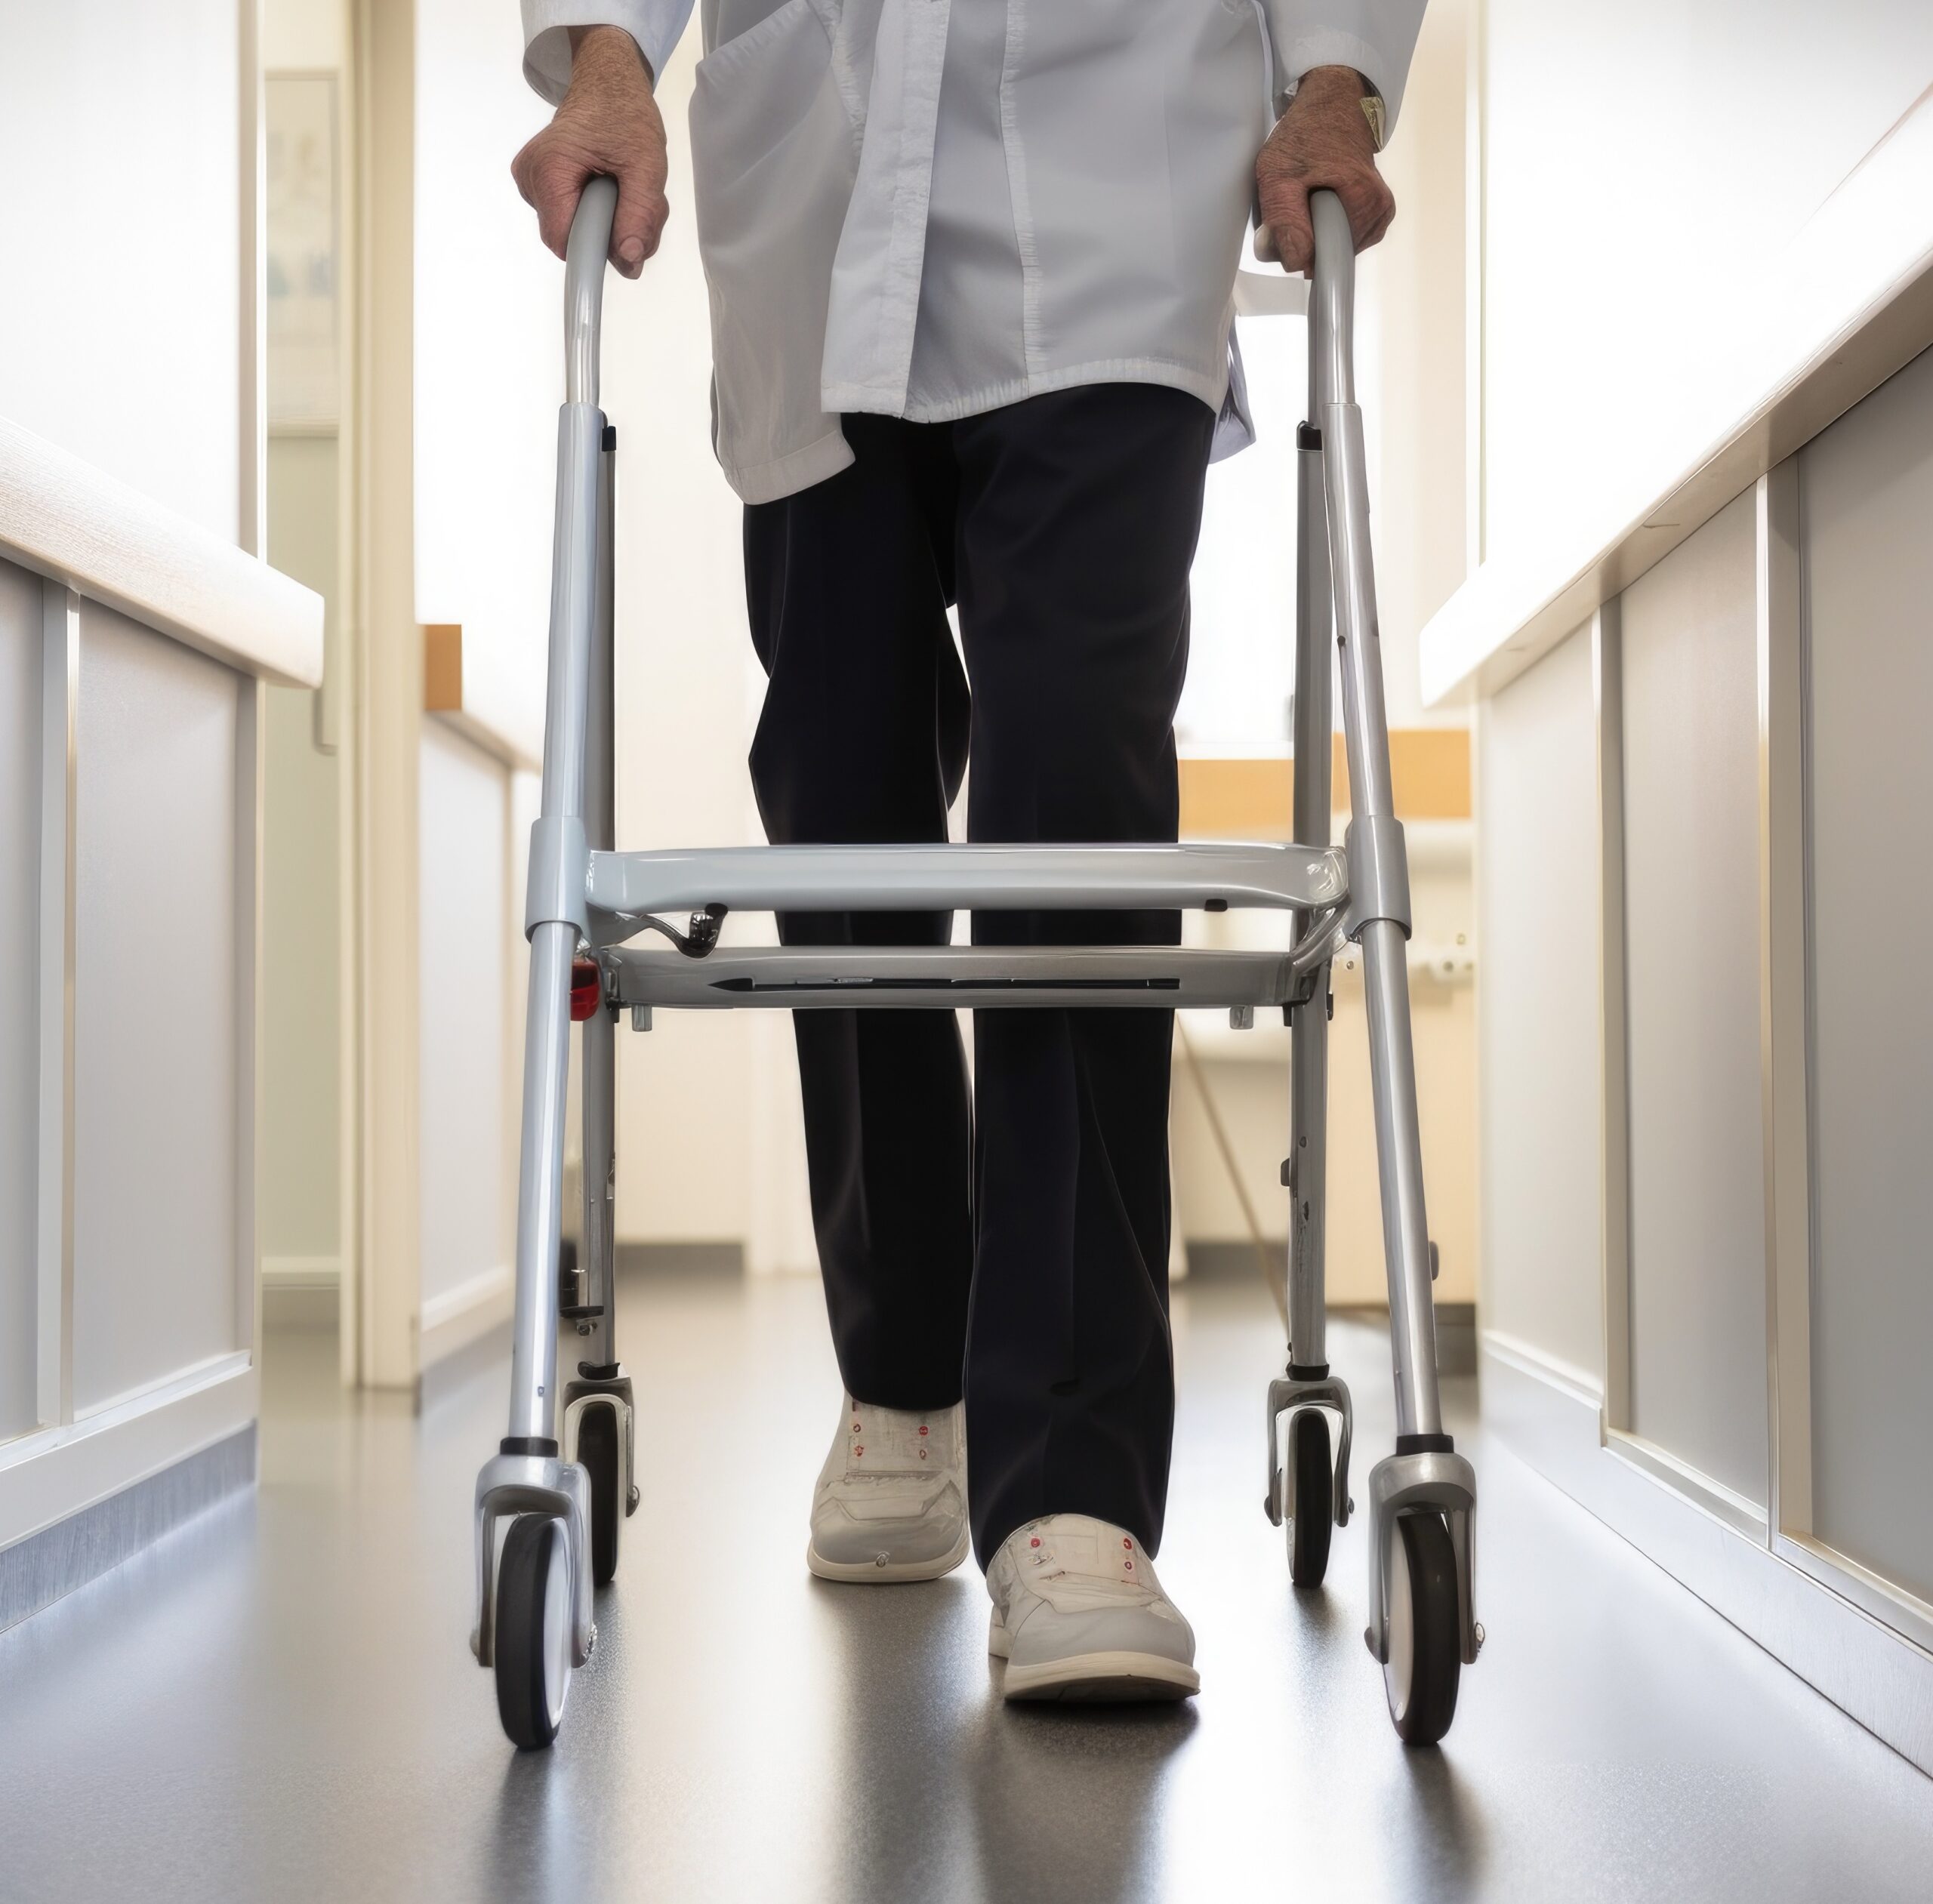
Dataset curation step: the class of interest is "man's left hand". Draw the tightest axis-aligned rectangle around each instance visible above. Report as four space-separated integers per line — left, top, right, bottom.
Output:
1255 65 1395 276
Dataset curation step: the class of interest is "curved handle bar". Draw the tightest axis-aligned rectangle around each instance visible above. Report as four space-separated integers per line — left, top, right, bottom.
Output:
565 176 619 406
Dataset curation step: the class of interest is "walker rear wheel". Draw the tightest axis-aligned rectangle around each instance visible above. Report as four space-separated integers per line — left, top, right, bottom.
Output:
495 1514 573 1750
1287 1410 1333 1588
1382 1511 1460 1746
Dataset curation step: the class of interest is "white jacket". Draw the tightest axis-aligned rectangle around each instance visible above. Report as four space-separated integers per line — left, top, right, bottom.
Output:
523 2 1424 502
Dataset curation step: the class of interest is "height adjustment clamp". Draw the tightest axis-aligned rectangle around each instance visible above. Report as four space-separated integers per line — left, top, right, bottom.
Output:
1342 813 1412 940
526 813 590 940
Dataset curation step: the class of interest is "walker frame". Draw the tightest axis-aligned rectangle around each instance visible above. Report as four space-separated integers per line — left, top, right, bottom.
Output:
471 179 1480 1750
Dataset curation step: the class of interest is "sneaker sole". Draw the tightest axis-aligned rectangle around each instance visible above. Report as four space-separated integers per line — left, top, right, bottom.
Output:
805 1527 971 1585
1000 1650 1201 1702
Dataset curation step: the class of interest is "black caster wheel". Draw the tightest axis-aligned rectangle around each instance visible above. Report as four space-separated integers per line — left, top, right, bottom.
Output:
579 1405 621 1587
495 1514 573 1750
1287 1410 1333 1588
1383 1511 1461 1746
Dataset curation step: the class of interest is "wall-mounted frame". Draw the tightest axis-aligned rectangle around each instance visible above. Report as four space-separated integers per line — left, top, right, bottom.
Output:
266 72 341 434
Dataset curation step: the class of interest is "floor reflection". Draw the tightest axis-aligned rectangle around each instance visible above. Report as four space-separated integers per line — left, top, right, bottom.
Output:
810 1568 1195 1904
966 1701 1195 1904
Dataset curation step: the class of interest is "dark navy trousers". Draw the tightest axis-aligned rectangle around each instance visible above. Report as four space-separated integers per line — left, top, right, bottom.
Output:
742 384 1216 1563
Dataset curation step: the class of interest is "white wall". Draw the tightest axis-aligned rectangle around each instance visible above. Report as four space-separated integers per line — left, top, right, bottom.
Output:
1480 0 1933 575
418 722 513 1317
413 0 559 744
264 0 345 68
0 0 242 544
409 17 775 1252
261 439 341 1273
1183 0 1471 752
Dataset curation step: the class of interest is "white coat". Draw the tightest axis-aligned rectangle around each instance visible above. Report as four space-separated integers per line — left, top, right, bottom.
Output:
523 1 1424 501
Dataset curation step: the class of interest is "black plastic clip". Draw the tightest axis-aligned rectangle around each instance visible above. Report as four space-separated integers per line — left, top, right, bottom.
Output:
636 902 729 960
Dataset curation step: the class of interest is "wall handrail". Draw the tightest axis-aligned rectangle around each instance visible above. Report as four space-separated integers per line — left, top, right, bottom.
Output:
0 417 322 688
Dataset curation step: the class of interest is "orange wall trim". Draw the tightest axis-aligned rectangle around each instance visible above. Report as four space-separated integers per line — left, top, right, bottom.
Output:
423 623 463 712
1178 730 1471 838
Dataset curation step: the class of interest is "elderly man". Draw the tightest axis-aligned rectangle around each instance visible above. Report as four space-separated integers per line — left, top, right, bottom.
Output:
515 0 1422 1702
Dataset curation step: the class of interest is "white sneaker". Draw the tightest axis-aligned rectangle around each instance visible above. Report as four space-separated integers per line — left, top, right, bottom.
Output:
986 1514 1199 1702
806 1393 970 1583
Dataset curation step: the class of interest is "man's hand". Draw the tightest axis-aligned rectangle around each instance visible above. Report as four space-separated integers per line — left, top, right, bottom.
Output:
1254 65 1395 276
512 26 668 278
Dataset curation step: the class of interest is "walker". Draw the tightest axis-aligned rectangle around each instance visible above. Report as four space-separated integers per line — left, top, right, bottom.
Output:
470 180 1481 1750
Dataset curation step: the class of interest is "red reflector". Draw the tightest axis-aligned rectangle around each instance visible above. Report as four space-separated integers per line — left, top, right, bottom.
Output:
569 957 601 1021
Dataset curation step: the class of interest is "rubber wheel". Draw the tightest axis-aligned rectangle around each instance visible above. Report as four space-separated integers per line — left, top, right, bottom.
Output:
579 1405 621 1587
1383 1511 1461 1746
1287 1410 1333 1588
495 1514 572 1750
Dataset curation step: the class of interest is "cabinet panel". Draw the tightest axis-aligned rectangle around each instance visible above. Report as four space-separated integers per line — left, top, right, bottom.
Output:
1801 341 1933 1604
1477 621 1605 1382
72 605 240 1413
1619 491 1768 1506
0 563 42 1440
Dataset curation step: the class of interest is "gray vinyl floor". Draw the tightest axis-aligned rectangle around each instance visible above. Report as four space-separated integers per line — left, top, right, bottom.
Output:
3 1265 1931 1903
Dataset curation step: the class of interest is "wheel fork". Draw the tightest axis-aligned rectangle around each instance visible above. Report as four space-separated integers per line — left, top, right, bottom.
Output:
563 1371 640 1517
1361 1450 1481 1668
1265 1373 1354 1528
470 1452 595 1669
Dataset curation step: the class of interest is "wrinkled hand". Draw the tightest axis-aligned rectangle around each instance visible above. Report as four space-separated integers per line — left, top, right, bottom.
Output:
1254 64 1395 276
511 26 668 277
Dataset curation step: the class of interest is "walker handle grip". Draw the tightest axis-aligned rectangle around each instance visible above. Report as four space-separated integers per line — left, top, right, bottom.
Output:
564 175 619 408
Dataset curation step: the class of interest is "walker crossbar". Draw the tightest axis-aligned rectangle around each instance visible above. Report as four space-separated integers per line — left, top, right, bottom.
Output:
580 839 1346 935
473 175 1481 1751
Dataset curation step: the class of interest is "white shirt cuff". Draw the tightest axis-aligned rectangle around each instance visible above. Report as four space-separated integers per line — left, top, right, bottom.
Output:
519 0 692 104
1266 0 1425 137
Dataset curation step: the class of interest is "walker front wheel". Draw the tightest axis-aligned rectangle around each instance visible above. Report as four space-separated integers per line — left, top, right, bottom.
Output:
1382 1511 1460 1746
1287 1410 1333 1588
495 1514 573 1749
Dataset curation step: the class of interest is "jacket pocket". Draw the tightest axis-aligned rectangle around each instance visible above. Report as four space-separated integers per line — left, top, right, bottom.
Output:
689 0 859 495
693 0 852 183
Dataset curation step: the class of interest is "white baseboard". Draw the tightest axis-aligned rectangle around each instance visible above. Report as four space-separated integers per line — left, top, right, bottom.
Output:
0 1356 257 1558
1481 1331 1933 1776
419 1264 513 1371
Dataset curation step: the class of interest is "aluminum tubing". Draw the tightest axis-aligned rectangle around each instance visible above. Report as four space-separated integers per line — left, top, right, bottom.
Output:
536 403 605 838
580 1003 616 1368
508 919 577 1443
1359 917 1443 1438
1321 399 1400 830
1289 432 1335 1366
577 433 617 1369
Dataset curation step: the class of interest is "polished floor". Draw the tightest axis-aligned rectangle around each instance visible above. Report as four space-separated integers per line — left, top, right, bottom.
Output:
3 1265 1931 1902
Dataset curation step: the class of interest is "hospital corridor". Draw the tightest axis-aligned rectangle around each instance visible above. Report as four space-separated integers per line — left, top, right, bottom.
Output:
3 2 1933 1899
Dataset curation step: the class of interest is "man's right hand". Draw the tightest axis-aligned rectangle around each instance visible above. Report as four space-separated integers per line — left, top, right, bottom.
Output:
512 26 668 278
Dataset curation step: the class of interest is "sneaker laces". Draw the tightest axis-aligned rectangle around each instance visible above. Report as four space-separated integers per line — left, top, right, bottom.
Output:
1018 1523 1155 1604
840 1400 951 1480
